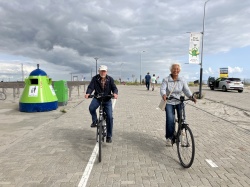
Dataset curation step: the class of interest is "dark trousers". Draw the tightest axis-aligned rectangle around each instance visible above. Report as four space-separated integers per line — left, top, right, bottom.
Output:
145 81 150 90
165 104 182 139
89 98 113 137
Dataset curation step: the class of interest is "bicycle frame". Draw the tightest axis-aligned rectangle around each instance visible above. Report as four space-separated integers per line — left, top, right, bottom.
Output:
175 97 187 138
89 94 113 162
169 93 198 168
96 99 107 142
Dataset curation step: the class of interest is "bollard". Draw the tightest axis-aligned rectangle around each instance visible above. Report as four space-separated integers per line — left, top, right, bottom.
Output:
17 87 20 98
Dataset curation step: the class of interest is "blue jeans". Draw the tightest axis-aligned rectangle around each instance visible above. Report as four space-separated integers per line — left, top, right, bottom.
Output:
146 82 150 90
165 103 182 140
89 98 113 137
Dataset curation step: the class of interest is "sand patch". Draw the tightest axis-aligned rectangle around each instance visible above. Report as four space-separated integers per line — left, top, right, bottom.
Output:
193 99 250 129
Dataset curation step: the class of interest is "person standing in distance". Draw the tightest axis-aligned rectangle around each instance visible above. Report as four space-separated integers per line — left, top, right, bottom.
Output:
160 63 196 146
145 72 151 90
151 74 156 91
85 65 118 143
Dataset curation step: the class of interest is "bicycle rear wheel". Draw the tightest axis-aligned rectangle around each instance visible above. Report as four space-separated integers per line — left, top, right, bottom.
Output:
0 92 6 100
98 121 102 162
177 125 195 168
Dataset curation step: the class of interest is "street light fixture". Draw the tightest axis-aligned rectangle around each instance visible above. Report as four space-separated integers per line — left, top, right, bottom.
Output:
199 0 210 99
140 50 145 84
94 57 99 75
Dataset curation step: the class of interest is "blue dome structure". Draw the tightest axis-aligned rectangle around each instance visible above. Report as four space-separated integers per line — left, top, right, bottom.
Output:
29 68 47 76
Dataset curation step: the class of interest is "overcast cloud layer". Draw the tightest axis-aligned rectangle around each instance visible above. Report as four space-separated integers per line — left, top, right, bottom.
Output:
0 0 250 81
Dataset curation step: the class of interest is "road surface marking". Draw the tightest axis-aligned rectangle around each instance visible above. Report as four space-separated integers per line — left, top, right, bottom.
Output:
205 159 218 167
78 99 117 187
78 144 98 187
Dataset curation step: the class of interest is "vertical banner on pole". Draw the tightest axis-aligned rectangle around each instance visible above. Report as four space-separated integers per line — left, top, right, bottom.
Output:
219 67 228 78
189 32 201 64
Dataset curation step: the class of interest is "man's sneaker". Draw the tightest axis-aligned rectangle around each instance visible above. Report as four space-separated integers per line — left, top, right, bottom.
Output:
166 139 172 146
90 120 98 128
106 137 112 143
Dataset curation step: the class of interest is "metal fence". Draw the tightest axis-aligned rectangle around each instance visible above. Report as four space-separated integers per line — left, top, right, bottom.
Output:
243 78 250 85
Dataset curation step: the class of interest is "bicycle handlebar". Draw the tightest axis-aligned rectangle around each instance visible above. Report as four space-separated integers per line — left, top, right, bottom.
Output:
168 96 192 102
88 94 114 99
168 91 199 102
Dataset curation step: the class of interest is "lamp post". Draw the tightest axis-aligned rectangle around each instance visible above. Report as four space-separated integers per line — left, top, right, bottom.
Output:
199 0 210 99
140 50 145 84
21 63 24 81
94 57 99 75
120 63 123 83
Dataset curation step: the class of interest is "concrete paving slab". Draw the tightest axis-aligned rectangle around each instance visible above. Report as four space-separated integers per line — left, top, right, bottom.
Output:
0 85 249 187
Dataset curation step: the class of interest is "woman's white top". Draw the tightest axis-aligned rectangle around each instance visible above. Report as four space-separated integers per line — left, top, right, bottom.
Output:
160 74 192 105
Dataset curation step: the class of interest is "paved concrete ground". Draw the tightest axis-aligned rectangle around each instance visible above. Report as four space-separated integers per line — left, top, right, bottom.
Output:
0 85 249 187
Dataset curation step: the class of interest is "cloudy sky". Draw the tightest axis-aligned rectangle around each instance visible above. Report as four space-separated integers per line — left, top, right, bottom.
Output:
0 0 249 82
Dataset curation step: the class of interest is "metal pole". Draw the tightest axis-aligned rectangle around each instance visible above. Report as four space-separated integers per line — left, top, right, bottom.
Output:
199 0 210 99
94 57 99 75
140 53 142 84
140 51 145 84
120 63 123 82
21 63 24 82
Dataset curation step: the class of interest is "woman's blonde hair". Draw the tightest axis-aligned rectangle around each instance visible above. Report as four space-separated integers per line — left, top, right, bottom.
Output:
169 63 181 71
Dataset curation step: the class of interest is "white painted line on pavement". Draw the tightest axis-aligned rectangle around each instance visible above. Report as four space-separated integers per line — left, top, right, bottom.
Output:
78 98 117 187
205 159 218 167
112 99 117 110
78 143 98 187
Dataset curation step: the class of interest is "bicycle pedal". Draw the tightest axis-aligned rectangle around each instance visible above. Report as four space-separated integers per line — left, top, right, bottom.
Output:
171 139 175 145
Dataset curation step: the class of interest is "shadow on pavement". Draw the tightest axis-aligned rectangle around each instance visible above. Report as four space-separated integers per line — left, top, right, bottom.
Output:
119 130 182 168
53 127 96 161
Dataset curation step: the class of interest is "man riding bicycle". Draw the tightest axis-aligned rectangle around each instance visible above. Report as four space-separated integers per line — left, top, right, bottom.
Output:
85 65 118 143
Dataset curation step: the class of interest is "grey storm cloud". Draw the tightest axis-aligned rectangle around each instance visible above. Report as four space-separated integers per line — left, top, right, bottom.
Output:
0 0 250 80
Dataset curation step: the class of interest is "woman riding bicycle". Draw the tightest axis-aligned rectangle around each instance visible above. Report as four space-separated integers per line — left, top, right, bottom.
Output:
85 65 118 143
160 63 196 146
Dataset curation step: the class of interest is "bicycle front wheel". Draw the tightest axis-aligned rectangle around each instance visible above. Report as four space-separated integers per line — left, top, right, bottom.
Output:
98 121 102 162
177 125 195 168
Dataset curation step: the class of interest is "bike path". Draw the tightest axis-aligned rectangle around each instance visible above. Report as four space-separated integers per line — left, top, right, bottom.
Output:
0 86 249 186
86 86 250 187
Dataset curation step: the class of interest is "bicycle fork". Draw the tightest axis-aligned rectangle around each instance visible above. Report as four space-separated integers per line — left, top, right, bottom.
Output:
180 123 190 147
174 119 190 147
96 107 107 142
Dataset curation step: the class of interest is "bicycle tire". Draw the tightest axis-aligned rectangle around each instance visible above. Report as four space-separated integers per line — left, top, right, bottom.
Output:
177 125 195 168
98 121 102 162
0 92 6 100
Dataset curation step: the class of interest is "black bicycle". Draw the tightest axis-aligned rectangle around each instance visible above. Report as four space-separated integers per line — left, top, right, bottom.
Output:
0 91 7 100
88 94 113 162
168 92 199 168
